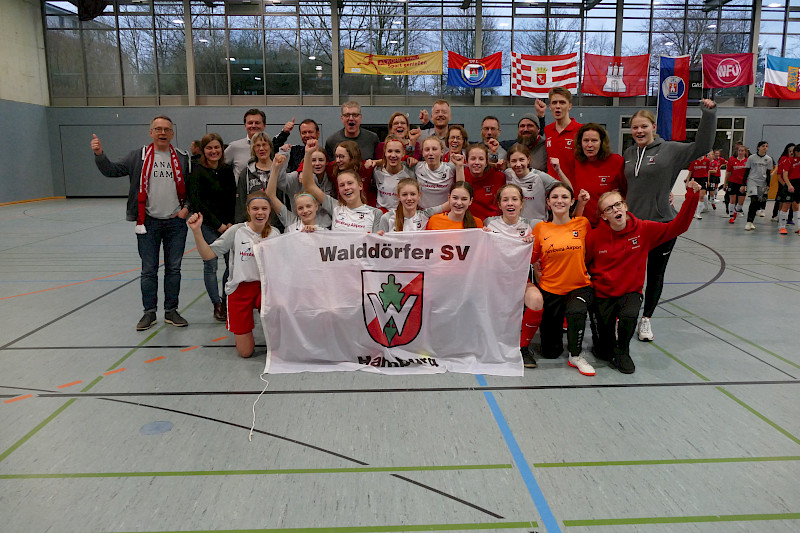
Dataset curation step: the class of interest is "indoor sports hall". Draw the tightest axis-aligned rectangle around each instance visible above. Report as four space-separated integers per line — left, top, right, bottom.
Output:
2 1 800 532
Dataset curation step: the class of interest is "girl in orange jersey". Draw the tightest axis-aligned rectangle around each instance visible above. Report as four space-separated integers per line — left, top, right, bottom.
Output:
531 182 594 376
426 181 484 230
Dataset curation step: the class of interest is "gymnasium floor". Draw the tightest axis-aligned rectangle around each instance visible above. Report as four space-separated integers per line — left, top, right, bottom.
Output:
1 197 798 533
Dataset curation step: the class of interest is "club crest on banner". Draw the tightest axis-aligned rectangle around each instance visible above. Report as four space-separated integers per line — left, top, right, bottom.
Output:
662 75 685 101
536 67 548 85
462 63 487 84
362 271 423 348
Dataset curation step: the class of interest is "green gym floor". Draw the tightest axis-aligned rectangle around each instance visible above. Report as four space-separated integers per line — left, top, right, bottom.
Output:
1 197 798 533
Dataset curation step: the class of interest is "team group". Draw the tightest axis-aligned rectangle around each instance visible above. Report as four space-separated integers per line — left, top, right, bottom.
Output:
90 88 775 375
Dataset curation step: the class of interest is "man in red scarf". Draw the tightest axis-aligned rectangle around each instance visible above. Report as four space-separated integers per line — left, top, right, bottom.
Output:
92 116 191 331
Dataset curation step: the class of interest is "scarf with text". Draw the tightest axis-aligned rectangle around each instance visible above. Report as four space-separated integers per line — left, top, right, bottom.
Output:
136 144 186 234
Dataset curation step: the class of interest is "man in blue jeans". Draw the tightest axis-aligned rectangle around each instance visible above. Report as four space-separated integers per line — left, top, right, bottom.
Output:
91 116 192 330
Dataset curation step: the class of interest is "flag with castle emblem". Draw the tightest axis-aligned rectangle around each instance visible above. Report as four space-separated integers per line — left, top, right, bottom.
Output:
253 230 531 375
657 55 690 141
582 53 650 97
511 52 578 97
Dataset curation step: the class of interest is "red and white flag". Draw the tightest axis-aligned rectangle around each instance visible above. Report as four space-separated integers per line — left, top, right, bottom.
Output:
701 53 754 88
582 53 650 97
511 52 578 98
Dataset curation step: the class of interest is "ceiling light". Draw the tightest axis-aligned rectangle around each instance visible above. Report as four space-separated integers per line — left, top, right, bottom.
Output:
308 55 316 60
199 38 209 43
707 24 717 29
315 65 322 71
392 20 401 25
242 67 250 71
172 19 184 24
255 77 262 80
664 41 674 46
229 57 236 61
389 40 399 44
767 3 781 7
499 23 509 27
385 76 392 80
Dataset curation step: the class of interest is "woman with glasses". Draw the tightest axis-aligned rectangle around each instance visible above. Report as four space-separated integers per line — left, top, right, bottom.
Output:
585 180 702 374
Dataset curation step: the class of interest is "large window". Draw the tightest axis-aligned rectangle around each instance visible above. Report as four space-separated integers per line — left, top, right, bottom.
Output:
43 0 789 106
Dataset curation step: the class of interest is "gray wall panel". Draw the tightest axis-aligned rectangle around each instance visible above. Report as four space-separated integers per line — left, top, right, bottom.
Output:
0 99 54 203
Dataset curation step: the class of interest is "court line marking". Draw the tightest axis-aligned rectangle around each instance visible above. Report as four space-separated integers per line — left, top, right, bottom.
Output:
534 456 800 468
716 386 800 447
91 523 537 532
658 236 726 304
476 374 559 533
563 512 800 526
650 342 711 381
180 345 199 352
0 268 140 301
145 356 165 363
3 394 34 404
0 463 513 480
57 380 83 389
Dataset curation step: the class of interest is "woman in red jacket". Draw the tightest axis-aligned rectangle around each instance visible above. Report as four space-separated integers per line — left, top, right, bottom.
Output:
585 180 702 374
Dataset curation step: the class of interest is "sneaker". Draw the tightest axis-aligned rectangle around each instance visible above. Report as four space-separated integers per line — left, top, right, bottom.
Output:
521 345 537 368
136 312 157 331
694 214 703 220
637 317 654 342
213 302 226 322
568 353 595 376
780 228 788 235
729 212 737 224
758 210 766 217
711 202 716 210
771 216 778 222
788 220 795 226
610 353 636 374
164 309 188 327
745 222 755 231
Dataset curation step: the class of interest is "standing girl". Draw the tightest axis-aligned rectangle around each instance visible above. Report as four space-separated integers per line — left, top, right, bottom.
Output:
375 112 422 160
187 191 279 358
330 140 377 207
235 132 273 222
687 153 711 219
776 142 800 235
742 141 775 231
726 144 750 222
531 182 594 376
372 136 416 211
187 133 236 321
415 136 458 209
426 181 484 230
504 144 562 223
623 99 717 342
303 140 383 232
274 142 334 228
774 143 796 233
484 184 543 368
464 143 505 220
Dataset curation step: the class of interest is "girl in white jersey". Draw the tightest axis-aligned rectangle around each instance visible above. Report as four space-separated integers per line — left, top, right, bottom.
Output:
302 139 382 232
483 184 543 368
266 153 328 233
504 144 563 221
378 178 452 233
273 143 334 227
187 191 280 358
371 136 416 210
415 136 457 208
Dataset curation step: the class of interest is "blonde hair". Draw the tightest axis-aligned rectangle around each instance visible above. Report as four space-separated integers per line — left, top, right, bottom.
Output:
394 178 421 232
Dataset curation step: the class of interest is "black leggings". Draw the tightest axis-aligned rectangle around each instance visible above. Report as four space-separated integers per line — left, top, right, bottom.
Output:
540 286 593 358
747 195 767 223
594 293 643 360
642 237 676 318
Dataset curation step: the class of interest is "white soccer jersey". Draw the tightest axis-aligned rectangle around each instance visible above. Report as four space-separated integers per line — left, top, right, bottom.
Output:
373 163 415 210
415 161 456 208
504 168 558 221
378 205 444 232
209 222 280 295
278 204 329 233
322 196 382 233
484 216 536 238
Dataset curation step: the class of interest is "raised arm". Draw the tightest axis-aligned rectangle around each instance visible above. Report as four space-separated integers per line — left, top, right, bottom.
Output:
266 153 288 213
300 139 326 204
451 152 466 181
187 213 218 261
573 189 590 218
549 157 573 189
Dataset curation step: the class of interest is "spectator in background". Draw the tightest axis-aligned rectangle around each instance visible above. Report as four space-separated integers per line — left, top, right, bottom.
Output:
324 101 379 160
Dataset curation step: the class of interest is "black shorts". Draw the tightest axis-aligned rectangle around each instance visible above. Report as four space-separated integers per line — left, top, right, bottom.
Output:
727 182 745 195
790 180 800 203
775 184 793 203
692 177 708 189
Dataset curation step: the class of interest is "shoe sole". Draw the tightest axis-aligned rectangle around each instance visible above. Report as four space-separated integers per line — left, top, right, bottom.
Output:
567 360 595 376
164 319 188 327
136 321 156 331
523 362 537 369
637 335 654 342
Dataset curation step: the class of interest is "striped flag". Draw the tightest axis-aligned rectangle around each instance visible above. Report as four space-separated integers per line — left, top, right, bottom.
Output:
656 55 690 141
511 52 578 98
764 55 800 99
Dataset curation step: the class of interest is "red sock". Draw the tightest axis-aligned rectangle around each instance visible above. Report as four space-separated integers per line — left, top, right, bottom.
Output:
520 308 543 347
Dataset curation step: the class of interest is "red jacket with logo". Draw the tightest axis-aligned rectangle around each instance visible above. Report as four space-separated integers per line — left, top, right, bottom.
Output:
585 189 699 298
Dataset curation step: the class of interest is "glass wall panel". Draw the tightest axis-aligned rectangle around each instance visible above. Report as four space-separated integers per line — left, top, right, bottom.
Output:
119 29 156 96
47 28 86 97
84 30 122 96
154 3 187 95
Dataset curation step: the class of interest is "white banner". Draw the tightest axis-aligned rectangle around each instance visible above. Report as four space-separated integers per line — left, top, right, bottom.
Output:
253 230 531 376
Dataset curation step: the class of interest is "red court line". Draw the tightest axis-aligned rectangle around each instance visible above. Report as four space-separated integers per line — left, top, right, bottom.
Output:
145 356 166 363
212 336 228 342
180 346 199 352
57 381 83 389
0 247 197 301
4 394 34 404
103 368 126 376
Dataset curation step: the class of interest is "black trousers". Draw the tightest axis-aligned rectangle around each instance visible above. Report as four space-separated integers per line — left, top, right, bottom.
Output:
540 285 593 358
593 293 643 361
642 237 676 318
747 195 766 223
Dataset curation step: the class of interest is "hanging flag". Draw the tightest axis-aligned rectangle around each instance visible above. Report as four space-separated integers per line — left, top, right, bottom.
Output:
764 55 800 99
253 230 531 376
447 51 502 88
582 53 649 97
344 49 443 76
511 52 578 98
702 53 754 88
656 55 690 141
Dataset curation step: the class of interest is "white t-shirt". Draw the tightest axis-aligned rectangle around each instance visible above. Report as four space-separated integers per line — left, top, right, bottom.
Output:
415 161 456 209
146 150 181 218
379 205 444 232
322 196 382 233
209 222 280 295
276 167 335 228
373 163 415 209
504 168 558 222
278 204 329 233
484 216 538 238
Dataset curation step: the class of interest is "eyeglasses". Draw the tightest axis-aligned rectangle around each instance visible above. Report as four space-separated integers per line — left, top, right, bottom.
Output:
342 113 361 119
152 127 173 133
602 201 625 214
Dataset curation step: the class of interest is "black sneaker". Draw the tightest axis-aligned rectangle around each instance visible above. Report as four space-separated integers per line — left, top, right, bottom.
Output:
521 345 537 368
136 312 157 331
610 353 636 374
164 310 188 327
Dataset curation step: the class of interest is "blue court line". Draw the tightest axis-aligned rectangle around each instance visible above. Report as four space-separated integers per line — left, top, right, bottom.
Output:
476 374 561 533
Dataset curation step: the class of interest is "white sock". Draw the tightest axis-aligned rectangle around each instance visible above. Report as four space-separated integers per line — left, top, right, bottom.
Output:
778 210 788 229
695 202 704 216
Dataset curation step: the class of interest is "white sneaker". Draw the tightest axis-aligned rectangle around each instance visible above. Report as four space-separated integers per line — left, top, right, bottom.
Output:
758 210 766 217
568 353 595 376
637 317 654 341
694 214 703 219
745 222 755 231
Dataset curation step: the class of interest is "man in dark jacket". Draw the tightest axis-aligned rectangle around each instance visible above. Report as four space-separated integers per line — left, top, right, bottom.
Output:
91 115 192 331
